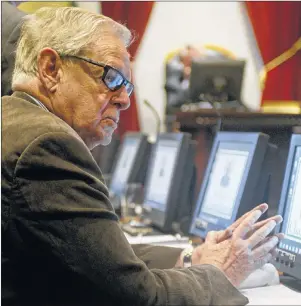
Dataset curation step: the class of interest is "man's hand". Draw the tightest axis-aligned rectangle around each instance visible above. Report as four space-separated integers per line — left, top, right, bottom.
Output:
196 204 284 287
190 203 271 265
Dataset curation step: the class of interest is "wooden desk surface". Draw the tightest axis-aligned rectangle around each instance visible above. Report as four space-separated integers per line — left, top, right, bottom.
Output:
175 109 301 130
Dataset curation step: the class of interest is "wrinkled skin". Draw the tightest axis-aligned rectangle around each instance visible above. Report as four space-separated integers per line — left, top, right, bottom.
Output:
14 35 131 149
180 204 284 287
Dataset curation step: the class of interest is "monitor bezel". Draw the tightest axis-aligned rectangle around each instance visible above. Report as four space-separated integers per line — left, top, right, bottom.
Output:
109 132 148 197
190 132 270 238
143 132 192 232
189 58 246 103
273 134 301 280
91 135 120 175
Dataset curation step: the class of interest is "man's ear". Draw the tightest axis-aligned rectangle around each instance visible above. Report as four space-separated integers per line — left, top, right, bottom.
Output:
37 48 62 93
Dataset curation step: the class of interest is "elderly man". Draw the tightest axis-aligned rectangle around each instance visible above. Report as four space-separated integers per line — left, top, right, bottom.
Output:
2 7 283 306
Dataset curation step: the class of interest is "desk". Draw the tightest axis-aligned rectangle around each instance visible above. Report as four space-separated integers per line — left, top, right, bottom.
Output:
130 236 301 305
173 110 301 213
124 232 191 247
242 284 301 305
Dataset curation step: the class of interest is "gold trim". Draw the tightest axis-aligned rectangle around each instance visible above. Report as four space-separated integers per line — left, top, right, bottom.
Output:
203 44 236 59
260 37 301 90
164 48 182 64
164 44 236 64
18 2 73 13
263 100 301 104
261 100 301 114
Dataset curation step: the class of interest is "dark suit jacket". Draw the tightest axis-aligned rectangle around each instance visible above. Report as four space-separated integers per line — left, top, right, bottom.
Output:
165 57 190 114
1 91 248 306
1 3 25 96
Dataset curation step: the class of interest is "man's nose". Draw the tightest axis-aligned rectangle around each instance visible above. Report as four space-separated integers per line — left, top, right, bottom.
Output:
112 87 131 111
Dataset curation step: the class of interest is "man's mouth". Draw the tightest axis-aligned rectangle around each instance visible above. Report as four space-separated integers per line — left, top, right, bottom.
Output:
104 116 119 124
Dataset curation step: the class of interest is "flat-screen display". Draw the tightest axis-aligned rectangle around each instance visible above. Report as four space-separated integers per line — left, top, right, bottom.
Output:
110 138 139 195
144 140 179 212
191 132 273 240
281 147 301 247
273 137 301 282
200 146 249 220
189 58 245 103
197 142 252 226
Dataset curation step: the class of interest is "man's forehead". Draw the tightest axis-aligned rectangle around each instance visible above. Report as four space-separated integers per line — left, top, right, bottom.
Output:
92 39 131 76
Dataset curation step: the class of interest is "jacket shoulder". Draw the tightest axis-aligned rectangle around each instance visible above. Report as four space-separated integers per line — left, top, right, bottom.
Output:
2 95 86 183
2 95 82 142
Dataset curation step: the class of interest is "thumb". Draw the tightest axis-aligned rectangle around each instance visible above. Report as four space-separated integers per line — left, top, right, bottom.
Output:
206 231 220 244
206 228 233 244
216 228 233 243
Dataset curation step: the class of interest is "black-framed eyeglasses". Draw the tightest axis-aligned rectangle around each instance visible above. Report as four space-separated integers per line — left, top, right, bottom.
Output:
60 54 134 97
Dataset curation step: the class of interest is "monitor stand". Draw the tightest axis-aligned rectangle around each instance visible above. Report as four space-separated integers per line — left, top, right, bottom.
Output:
280 275 301 293
197 92 249 111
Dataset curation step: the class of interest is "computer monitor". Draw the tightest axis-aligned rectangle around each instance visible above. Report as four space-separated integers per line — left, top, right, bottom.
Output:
189 58 246 107
91 135 120 175
142 133 196 233
190 132 275 239
109 133 151 208
273 134 301 282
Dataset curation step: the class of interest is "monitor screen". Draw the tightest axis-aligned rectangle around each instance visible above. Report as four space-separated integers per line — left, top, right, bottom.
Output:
273 136 301 282
279 146 301 251
197 142 251 222
190 132 273 238
144 139 179 212
91 135 120 175
200 145 250 220
109 137 139 195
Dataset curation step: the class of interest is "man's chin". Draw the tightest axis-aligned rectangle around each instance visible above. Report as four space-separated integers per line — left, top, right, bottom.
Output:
89 132 113 149
80 127 114 150
99 135 112 146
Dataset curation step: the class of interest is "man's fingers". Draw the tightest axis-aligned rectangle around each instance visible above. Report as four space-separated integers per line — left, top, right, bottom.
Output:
234 209 264 239
276 233 285 240
229 203 268 232
253 253 273 270
252 232 284 249
270 247 278 258
254 233 285 260
206 231 220 244
247 220 278 249
206 231 217 244
252 236 272 250
216 228 233 243
245 215 283 239
251 235 279 259
206 228 233 244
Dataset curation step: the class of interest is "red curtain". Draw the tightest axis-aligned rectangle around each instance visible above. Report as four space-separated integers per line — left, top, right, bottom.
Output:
246 2 301 104
102 1 154 137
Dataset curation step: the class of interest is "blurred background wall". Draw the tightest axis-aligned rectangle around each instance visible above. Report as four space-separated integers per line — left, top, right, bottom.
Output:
134 2 263 135
5 1 301 137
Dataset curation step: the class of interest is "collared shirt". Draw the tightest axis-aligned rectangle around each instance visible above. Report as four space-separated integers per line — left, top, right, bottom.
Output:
23 92 49 112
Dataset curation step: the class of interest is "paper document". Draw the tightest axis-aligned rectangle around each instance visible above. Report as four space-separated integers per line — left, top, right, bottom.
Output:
239 264 279 290
241 284 301 305
124 233 189 245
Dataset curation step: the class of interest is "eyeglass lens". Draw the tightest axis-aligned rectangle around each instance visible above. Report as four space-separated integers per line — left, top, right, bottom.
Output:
104 67 134 96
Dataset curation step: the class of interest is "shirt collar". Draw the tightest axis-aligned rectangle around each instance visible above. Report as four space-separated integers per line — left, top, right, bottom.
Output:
12 91 49 112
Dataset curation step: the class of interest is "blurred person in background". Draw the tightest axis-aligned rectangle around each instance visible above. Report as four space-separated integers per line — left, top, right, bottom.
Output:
1 2 25 96
164 44 235 113
165 45 201 112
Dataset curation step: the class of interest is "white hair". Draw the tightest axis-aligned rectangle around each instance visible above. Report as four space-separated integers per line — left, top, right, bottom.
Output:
12 6 133 86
